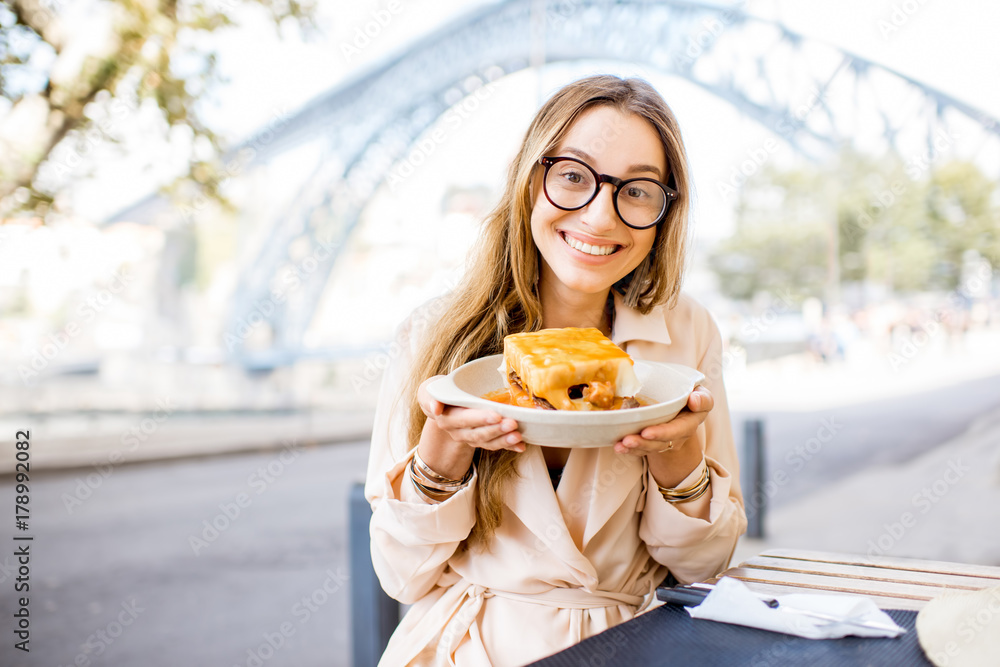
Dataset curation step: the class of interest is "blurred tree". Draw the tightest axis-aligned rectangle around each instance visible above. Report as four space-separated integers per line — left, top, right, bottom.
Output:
923 161 1000 287
0 0 315 221
709 147 999 302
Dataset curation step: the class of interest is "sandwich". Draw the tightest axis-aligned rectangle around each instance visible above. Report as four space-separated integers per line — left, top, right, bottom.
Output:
499 327 642 410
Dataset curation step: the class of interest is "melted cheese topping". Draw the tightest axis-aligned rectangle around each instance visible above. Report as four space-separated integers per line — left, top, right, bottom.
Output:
500 327 641 411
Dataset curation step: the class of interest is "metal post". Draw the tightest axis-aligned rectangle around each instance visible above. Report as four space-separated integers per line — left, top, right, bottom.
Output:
742 419 766 538
350 482 400 667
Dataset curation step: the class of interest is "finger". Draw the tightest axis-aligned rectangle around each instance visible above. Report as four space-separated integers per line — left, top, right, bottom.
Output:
438 406 508 430
614 434 669 455
451 424 525 452
636 411 702 442
422 398 444 418
447 417 518 443
687 385 714 413
417 376 447 417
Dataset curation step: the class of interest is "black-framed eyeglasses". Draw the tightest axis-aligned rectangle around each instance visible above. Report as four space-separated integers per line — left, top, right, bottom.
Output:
538 156 679 230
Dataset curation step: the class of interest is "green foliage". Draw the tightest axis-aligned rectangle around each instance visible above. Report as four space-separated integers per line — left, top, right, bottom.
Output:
708 222 829 302
0 0 317 220
708 147 1000 301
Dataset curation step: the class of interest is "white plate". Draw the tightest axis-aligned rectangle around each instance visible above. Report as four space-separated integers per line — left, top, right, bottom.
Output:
427 354 705 447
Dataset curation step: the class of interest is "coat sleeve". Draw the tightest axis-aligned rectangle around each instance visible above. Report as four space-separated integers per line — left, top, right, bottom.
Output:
638 313 748 584
364 305 478 605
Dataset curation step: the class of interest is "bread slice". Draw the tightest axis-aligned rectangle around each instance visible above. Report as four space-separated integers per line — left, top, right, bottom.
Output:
501 327 641 411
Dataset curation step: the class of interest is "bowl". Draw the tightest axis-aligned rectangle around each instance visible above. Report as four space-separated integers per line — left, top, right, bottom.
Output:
427 354 705 447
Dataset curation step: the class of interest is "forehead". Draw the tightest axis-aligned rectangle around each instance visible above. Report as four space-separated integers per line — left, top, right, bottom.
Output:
554 106 666 175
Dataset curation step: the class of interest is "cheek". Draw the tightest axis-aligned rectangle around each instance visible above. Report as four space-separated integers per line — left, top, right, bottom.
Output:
633 229 657 259
529 197 557 243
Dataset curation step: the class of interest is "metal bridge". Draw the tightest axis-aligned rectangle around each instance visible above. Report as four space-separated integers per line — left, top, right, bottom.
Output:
112 0 1000 364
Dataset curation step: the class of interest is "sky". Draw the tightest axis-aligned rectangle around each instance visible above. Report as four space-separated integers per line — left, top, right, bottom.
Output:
202 0 1000 136
73 0 1000 226
14 0 1000 348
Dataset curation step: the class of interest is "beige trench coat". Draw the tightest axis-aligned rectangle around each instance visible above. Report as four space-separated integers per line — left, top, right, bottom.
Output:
365 292 748 666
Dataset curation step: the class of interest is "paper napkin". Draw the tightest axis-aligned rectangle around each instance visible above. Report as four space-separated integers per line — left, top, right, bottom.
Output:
685 576 906 639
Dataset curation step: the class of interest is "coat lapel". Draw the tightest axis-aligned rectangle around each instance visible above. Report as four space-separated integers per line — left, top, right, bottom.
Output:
506 446 598 585
567 446 644 551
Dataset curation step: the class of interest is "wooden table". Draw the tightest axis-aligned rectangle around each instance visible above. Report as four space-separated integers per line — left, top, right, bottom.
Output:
710 548 1000 611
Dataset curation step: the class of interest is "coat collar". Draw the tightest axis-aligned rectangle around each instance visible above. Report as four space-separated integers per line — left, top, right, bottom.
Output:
505 446 644 583
610 291 672 347
500 292 668 580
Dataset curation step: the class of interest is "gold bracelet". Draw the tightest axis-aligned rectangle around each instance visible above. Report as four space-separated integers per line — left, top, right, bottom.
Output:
410 476 459 503
660 464 708 496
408 451 474 503
412 449 473 487
658 462 710 504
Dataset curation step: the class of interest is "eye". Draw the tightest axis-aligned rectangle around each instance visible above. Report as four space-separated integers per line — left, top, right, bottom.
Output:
553 164 593 189
623 183 652 200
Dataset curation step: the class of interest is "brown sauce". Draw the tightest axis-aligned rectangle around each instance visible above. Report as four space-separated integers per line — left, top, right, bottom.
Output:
483 388 649 410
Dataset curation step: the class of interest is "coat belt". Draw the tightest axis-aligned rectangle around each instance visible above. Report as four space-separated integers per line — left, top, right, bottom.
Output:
469 583 645 609
381 582 647 666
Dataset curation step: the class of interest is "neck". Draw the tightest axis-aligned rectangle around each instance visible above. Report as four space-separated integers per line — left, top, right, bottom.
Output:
539 276 612 335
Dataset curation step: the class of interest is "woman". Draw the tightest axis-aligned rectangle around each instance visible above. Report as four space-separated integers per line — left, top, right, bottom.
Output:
366 75 747 666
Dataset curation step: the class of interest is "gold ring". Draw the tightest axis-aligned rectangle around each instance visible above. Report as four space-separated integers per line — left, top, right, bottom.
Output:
658 440 674 453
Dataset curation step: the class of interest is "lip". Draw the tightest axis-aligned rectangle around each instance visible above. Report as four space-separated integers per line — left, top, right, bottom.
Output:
558 230 624 259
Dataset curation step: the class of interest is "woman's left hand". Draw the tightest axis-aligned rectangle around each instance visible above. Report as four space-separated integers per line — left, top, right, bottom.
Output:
613 384 714 457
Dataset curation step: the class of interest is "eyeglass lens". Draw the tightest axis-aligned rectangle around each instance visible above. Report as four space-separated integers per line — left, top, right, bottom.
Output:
544 159 667 227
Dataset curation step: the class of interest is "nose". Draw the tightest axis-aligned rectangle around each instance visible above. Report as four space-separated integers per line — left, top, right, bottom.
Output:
579 182 619 233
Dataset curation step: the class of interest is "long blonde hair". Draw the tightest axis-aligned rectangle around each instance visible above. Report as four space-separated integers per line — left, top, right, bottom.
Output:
402 75 691 547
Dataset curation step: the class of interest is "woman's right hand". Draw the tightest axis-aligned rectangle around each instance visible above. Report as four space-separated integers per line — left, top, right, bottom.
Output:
417 376 524 454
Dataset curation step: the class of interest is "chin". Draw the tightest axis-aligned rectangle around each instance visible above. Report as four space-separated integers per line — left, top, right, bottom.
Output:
553 271 620 296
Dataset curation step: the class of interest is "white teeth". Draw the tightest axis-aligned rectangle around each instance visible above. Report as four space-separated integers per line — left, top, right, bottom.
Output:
562 234 617 256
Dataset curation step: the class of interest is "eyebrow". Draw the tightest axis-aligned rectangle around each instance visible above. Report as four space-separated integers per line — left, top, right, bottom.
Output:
562 147 664 180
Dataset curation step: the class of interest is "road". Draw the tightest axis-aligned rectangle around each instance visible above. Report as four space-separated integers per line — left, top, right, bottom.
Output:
732 372 1000 508
1 441 370 667
2 372 999 666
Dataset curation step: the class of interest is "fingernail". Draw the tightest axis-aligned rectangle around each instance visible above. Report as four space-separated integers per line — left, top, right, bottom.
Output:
488 414 501 424
502 420 516 432
506 433 520 445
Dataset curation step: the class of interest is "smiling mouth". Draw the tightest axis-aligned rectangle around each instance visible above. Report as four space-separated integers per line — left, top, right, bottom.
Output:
560 232 621 257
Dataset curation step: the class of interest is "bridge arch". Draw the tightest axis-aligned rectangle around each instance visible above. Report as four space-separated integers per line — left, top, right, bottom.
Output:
119 0 1000 357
